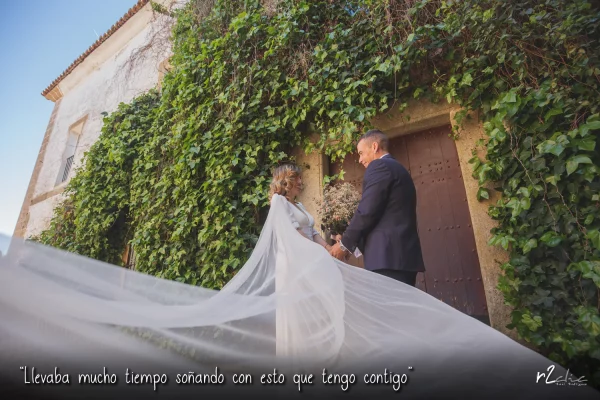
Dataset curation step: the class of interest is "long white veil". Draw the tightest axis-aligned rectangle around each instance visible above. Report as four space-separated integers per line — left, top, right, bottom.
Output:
0 194 597 399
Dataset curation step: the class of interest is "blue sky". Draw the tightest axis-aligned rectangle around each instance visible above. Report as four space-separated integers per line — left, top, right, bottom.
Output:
0 0 140 237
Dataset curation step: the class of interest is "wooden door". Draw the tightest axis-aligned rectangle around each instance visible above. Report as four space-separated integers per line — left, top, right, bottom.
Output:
329 125 489 321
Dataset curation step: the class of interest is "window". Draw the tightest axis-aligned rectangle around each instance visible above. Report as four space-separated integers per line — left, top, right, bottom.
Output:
55 117 86 186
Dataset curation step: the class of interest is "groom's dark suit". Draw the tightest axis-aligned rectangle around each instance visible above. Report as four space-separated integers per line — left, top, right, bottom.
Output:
341 154 425 285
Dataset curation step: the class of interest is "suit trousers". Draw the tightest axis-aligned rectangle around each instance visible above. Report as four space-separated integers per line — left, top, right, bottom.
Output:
373 269 418 287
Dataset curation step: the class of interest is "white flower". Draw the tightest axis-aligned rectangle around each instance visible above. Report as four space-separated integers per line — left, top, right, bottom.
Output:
316 182 360 234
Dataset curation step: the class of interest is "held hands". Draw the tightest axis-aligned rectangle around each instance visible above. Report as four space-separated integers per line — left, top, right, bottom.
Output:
328 234 349 261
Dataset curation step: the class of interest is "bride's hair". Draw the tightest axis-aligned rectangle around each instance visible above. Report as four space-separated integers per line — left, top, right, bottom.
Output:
269 163 302 201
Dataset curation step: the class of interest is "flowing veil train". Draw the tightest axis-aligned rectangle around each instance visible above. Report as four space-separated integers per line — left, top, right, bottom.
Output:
0 193 598 399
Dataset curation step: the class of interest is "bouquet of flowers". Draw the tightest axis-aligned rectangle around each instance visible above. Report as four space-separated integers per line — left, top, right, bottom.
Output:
316 182 361 237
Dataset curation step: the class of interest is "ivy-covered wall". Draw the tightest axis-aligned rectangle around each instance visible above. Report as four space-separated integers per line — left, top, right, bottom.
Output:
33 0 600 387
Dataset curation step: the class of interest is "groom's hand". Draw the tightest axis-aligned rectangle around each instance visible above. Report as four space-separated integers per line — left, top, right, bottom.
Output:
329 242 347 261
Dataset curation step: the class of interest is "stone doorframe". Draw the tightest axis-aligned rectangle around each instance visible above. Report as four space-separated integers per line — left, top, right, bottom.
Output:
292 99 517 339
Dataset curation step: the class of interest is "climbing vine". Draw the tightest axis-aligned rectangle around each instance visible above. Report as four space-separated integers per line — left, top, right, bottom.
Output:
34 0 599 387
34 91 161 265
446 0 600 385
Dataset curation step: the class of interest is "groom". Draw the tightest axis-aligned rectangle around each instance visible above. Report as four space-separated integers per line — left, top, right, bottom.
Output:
329 129 425 286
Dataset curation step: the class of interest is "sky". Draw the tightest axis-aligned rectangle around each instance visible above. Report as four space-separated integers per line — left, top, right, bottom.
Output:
0 0 141 237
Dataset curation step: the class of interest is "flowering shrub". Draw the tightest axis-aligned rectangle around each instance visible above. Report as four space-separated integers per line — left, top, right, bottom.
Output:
316 182 361 236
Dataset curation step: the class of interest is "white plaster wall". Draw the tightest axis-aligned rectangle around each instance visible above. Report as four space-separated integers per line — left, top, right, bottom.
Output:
35 26 172 197
26 193 67 238
27 5 173 236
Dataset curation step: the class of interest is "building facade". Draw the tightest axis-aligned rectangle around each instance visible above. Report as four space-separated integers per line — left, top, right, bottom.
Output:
15 0 516 338
14 0 172 239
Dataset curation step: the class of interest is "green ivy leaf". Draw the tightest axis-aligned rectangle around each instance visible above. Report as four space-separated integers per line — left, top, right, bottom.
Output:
545 175 559 186
587 230 600 250
477 187 490 201
503 91 517 103
544 108 562 120
571 261 600 287
537 140 564 156
461 72 473 87
521 313 543 332
577 307 600 337
540 231 562 247
580 121 600 136
566 155 593 175
517 187 530 198
575 137 596 151
523 238 538 254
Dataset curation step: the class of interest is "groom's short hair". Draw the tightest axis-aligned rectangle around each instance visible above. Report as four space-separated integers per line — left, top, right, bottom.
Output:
359 129 389 151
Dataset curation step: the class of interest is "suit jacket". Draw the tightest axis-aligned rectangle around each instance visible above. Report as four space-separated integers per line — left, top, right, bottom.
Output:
341 154 425 272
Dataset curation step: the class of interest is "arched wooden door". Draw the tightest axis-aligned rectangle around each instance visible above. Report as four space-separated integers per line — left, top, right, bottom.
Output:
329 125 489 322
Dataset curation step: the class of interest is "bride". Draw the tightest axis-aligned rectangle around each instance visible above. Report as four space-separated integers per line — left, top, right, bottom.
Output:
0 164 597 399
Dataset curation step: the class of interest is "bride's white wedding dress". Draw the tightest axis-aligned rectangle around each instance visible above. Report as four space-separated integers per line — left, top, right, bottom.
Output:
0 194 597 399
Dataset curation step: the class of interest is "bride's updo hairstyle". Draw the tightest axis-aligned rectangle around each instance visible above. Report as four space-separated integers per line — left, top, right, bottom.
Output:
269 163 302 201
